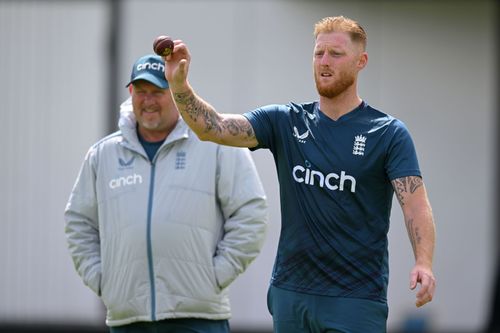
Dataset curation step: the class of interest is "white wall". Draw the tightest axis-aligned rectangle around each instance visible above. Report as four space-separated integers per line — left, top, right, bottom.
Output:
0 1 496 332
0 1 107 325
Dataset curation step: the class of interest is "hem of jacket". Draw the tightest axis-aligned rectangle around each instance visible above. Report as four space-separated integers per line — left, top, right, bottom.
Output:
106 312 232 327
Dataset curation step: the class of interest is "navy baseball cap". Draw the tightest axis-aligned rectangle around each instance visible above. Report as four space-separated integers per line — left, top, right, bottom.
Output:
126 54 169 89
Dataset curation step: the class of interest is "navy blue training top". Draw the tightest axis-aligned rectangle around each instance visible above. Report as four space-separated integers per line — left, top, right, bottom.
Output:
244 101 421 302
138 130 165 162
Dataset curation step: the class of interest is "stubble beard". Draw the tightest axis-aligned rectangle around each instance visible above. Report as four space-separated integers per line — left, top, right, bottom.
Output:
135 106 163 130
140 117 163 131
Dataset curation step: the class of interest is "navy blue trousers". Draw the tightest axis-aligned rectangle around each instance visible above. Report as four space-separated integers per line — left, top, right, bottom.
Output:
267 285 388 333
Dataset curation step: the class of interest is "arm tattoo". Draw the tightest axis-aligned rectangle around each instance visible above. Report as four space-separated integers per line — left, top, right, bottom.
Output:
226 118 256 139
173 91 222 133
405 218 422 252
173 91 256 141
391 176 423 206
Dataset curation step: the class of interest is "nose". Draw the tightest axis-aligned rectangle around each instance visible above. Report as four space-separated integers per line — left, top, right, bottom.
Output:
319 53 330 66
143 93 156 105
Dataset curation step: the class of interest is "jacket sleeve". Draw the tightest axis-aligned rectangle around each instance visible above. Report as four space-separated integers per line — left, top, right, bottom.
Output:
64 147 101 296
213 146 268 290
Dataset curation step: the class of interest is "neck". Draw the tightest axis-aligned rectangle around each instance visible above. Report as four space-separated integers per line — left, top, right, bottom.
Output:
319 86 362 121
137 128 167 143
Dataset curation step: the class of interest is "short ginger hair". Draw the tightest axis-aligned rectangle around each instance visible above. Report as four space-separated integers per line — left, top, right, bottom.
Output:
314 16 367 50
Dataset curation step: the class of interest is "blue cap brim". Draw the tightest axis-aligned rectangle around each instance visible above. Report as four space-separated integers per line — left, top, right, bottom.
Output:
126 73 169 89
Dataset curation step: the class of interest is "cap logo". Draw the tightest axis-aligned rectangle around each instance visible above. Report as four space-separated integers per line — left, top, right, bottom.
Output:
127 55 168 88
136 62 165 73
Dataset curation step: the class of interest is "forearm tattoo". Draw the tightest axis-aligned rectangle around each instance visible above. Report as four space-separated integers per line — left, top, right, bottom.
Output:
173 91 222 134
391 176 423 207
173 91 256 140
405 217 421 252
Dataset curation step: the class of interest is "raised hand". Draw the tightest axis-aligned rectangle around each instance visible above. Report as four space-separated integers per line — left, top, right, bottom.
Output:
164 39 191 92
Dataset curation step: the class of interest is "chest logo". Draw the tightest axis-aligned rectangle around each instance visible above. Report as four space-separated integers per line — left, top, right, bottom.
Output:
293 126 310 144
109 173 143 189
352 135 367 156
118 156 135 170
292 164 356 193
175 151 186 169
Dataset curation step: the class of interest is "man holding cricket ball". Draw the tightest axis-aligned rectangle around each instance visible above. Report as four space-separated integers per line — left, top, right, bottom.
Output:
163 15 436 333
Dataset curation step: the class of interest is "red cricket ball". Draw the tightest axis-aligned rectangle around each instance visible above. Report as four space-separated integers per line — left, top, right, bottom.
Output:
153 35 174 56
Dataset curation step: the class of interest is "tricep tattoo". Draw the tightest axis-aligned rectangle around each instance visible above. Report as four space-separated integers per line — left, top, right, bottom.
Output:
225 118 256 139
391 176 423 207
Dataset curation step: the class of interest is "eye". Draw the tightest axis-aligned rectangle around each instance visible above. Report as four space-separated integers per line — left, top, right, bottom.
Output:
314 50 324 57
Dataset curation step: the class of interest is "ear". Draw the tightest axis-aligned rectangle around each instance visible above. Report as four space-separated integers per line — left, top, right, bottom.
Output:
357 52 368 70
128 85 133 95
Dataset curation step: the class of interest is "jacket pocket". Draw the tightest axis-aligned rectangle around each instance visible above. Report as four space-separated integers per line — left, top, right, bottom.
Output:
210 259 223 294
213 255 238 292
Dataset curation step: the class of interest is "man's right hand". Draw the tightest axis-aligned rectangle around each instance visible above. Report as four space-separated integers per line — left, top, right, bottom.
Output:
162 39 258 148
164 39 191 92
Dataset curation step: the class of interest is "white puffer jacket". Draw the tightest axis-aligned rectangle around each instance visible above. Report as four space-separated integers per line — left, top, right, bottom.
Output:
65 99 268 326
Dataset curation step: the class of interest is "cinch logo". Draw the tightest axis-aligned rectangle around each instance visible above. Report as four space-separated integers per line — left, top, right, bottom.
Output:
137 62 165 73
292 165 356 192
109 173 143 189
